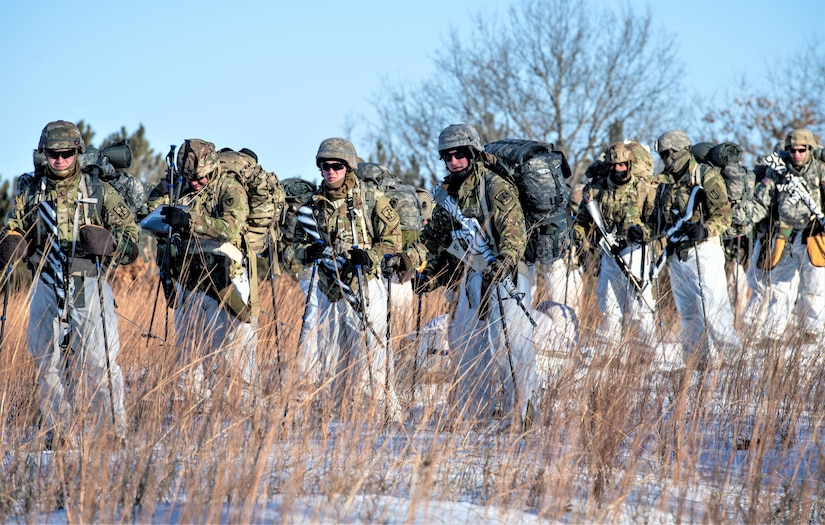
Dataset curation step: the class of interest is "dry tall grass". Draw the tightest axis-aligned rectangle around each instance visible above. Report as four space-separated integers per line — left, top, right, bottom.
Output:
0 257 823 523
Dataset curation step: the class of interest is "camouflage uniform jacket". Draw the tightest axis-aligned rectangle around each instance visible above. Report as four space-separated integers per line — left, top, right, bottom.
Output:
751 153 825 233
652 156 732 240
575 173 657 244
6 166 139 271
407 162 526 287
292 174 401 301
146 169 248 295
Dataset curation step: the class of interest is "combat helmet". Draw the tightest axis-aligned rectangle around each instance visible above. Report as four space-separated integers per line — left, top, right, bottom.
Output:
316 138 358 170
38 120 85 153
785 128 816 150
654 130 691 154
177 139 219 180
437 123 483 156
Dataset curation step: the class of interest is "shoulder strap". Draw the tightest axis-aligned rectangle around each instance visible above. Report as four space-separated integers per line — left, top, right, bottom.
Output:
83 171 105 224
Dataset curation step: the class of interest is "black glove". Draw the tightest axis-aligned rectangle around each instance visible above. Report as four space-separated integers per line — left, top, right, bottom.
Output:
160 206 190 229
0 231 27 267
479 258 513 319
78 225 115 257
348 248 373 270
626 224 644 244
380 253 410 278
681 222 708 243
305 242 326 262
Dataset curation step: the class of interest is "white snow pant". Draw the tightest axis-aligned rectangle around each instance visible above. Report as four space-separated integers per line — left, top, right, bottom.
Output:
595 243 656 346
313 276 402 421
28 275 126 438
668 239 740 363
449 268 537 424
529 256 582 314
174 287 258 397
745 233 825 339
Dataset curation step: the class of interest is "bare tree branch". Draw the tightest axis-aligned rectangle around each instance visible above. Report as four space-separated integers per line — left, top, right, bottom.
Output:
363 0 687 186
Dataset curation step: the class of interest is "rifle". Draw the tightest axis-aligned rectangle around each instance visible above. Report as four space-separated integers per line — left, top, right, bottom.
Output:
432 186 536 325
783 170 825 228
649 184 703 281
584 199 655 313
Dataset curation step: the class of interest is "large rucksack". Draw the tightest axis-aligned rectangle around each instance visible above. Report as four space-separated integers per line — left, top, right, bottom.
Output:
691 142 755 239
356 162 424 247
483 139 573 265
218 149 286 256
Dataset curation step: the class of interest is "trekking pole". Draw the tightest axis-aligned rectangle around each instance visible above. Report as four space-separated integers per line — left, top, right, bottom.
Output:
0 263 13 349
268 239 281 365
732 236 741 321
383 254 393 414
411 261 426 395
95 256 117 426
495 281 523 431
296 245 321 355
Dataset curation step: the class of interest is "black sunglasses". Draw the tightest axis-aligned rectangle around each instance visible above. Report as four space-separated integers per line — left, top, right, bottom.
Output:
441 150 469 162
46 150 76 160
320 161 346 172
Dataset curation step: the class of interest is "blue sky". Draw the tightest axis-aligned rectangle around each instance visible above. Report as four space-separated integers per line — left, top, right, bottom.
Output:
1 0 822 186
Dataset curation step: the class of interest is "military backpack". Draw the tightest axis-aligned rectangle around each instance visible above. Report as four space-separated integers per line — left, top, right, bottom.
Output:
691 142 755 239
483 139 573 265
218 149 286 255
356 162 424 247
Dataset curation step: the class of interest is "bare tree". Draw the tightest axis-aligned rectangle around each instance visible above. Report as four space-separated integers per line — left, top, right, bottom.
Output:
363 0 687 186
702 41 824 161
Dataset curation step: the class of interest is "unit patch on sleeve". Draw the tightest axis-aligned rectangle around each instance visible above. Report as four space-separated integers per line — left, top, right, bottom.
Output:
494 190 513 206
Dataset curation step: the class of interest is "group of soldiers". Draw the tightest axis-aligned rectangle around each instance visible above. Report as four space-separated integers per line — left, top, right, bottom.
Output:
571 129 825 370
1 119 823 447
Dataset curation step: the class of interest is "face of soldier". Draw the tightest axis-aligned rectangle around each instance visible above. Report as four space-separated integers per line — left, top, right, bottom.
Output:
441 148 470 173
320 160 347 185
189 174 209 191
610 162 631 185
45 149 77 177
660 147 689 175
788 145 810 168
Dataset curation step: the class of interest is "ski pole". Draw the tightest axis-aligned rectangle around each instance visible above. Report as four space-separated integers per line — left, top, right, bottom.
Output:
95 256 117 426
0 263 13 349
496 282 522 431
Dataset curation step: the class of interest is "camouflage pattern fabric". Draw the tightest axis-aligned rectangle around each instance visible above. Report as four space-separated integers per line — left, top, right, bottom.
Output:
146 168 248 296
292 172 401 301
79 150 146 218
575 171 657 244
751 152 825 232
219 149 285 255
7 164 139 266
406 161 527 287
653 156 733 239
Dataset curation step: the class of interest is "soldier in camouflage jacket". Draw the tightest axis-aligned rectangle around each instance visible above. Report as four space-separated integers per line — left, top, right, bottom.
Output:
2 120 138 447
146 139 256 411
292 137 403 424
575 141 658 350
652 130 740 369
746 128 825 343
385 124 537 431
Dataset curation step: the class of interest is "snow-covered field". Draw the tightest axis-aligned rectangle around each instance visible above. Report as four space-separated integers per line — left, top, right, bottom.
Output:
2 275 824 524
